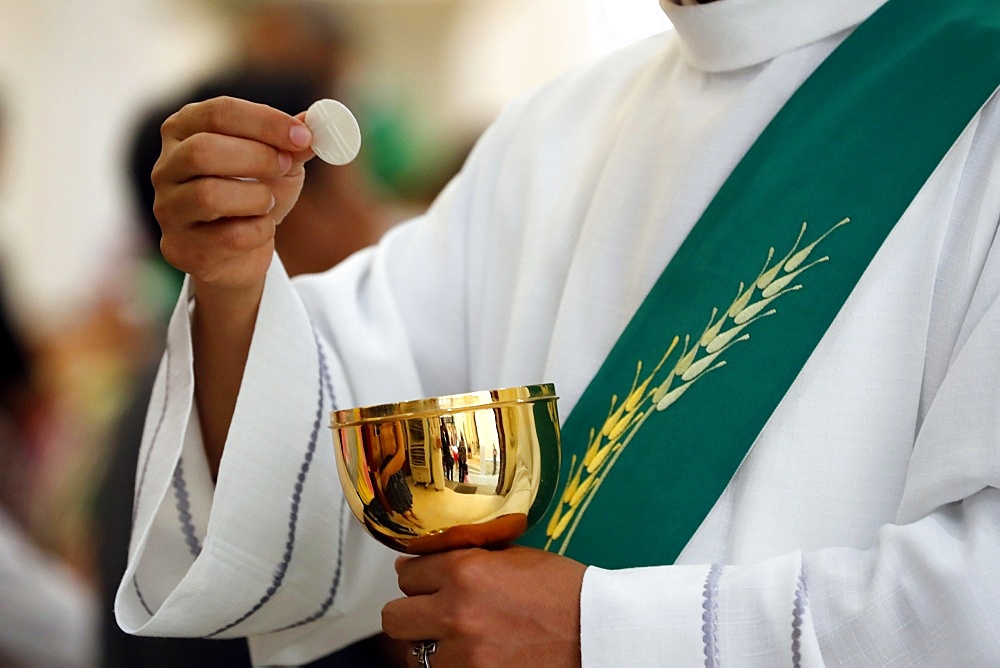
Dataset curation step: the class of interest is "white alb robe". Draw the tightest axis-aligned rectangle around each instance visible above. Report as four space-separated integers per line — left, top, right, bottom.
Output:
117 0 1000 664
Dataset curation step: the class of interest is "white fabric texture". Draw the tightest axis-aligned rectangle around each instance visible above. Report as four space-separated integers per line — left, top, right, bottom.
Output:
116 0 1000 664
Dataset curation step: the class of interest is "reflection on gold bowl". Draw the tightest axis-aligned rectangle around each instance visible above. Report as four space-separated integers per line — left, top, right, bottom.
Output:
331 384 560 554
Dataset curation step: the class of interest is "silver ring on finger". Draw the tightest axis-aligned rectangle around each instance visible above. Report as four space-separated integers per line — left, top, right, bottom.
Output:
412 640 437 668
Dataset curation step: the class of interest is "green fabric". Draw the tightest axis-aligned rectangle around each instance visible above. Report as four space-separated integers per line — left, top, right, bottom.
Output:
519 0 1000 567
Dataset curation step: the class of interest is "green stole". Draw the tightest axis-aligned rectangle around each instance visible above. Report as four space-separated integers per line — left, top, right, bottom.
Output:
519 0 1000 567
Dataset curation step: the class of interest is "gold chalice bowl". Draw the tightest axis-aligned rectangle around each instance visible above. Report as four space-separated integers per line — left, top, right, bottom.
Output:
331 383 561 554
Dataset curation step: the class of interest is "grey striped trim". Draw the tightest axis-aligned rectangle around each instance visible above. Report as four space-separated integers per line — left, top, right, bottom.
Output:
133 349 170 525
276 493 349 631
132 575 154 616
702 563 724 668
172 457 203 557
792 566 808 668
205 331 333 637
131 349 171 618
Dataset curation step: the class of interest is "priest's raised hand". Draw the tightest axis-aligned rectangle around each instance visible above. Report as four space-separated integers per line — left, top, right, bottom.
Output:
151 96 313 472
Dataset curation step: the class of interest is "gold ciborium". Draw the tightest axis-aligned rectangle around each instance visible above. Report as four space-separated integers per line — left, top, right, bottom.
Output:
331 384 560 554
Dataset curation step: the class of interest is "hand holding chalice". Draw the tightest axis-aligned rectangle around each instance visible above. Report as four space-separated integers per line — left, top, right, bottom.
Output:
331 384 561 666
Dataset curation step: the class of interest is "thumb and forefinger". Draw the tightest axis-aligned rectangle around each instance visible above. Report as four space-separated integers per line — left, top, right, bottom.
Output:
163 96 314 156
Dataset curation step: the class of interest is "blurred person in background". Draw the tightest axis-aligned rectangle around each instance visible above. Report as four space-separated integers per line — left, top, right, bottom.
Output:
0 97 97 668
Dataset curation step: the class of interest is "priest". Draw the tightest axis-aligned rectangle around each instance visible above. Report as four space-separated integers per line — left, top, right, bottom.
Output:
117 0 1000 664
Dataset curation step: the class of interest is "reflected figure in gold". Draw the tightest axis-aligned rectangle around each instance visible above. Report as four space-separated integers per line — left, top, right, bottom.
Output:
440 422 454 481
456 436 469 483
376 421 422 527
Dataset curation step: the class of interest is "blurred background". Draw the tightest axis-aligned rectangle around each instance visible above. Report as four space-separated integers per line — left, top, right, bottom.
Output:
0 0 668 665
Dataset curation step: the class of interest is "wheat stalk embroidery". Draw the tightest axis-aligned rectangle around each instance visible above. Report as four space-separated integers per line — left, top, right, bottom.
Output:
544 217 851 555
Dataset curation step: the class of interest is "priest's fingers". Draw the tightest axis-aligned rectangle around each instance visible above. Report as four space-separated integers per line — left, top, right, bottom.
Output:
381 592 442 645
155 175 275 226
161 96 312 155
394 552 461 597
151 96 313 290
153 97 312 225
160 214 276 286
156 131 298 184
384 547 586 667
155 172 279 289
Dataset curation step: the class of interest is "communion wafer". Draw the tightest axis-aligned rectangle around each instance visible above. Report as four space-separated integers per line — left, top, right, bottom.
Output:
305 99 361 165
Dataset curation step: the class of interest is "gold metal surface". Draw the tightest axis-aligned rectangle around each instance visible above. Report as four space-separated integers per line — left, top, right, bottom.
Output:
332 384 561 553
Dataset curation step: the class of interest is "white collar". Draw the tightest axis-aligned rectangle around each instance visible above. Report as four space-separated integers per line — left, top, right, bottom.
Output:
659 0 890 72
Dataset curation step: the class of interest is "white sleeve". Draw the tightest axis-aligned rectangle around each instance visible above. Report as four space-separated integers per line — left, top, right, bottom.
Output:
583 491 1000 666
114 256 404 667
580 241 1000 666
